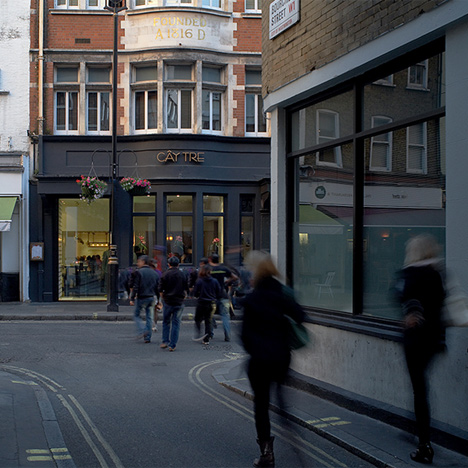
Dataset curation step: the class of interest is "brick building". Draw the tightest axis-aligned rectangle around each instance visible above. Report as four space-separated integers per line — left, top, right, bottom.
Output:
263 0 468 443
28 0 269 302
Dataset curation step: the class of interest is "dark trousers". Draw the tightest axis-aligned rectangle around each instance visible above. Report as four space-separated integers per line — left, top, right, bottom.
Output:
247 360 288 442
404 344 435 444
195 301 215 340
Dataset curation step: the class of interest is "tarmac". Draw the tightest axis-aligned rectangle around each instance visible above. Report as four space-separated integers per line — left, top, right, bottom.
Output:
1 301 468 468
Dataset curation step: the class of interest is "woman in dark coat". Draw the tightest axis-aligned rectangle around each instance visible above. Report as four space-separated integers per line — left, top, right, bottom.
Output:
396 234 445 464
241 251 304 467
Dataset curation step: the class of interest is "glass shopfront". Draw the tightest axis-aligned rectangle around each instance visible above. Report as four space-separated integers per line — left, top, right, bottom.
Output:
289 46 446 319
59 198 109 300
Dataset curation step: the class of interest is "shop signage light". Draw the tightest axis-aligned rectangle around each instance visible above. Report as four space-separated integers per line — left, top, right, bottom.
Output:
155 151 205 164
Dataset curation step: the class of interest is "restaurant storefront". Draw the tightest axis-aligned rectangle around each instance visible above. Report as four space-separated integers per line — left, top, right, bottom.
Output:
29 134 270 302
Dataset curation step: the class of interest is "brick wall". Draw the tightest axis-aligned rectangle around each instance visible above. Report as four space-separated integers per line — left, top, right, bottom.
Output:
262 0 447 96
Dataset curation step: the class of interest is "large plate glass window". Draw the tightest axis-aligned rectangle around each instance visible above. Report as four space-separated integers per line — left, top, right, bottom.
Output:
292 144 354 313
58 198 109 300
203 195 224 262
166 195 193 264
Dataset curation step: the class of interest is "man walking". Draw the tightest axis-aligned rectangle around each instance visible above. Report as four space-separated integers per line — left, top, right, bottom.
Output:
129 255 160 343
159 256 189 351
209 253 238 342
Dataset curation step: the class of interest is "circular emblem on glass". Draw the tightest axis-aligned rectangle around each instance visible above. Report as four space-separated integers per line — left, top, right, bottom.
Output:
315 186 326 199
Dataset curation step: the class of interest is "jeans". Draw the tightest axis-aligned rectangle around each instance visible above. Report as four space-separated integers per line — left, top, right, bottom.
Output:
217 298 231 341
162 302 183 348
134 297 155 341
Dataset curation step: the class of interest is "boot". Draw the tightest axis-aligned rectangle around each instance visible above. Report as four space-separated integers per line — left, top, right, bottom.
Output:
253 436 275 467
410 442 434 464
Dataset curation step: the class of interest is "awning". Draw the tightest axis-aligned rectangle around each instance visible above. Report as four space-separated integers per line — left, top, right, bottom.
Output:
0 197 17 232
318 206 445 227
299 205 343 235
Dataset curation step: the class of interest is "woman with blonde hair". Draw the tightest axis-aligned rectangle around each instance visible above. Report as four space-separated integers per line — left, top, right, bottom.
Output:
396 234 445 464
241 251 304 467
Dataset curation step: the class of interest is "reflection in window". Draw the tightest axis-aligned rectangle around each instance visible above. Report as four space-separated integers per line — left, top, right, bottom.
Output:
166 89 192 130
363 117 445 319
133 216 155 261
241 195 254 262
408 60 428 89
133 195 155 214
370 116 393 171
56 91 78 133
293 146 354 313
407 123 427 173
245 94 266 135
203 195 224 262
316 110 342 167
87 92 110 133
58 198 109 300
202 90 222 132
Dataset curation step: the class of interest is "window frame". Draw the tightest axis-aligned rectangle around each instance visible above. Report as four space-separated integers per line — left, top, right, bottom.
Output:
406 122 427 174
245 0 260 12
86 90 111 135
55 0 79 9
407 60 429 90
369 116 393 172
285 39 446 329
315 109 343 168
245 93 267 136
54 90 79 135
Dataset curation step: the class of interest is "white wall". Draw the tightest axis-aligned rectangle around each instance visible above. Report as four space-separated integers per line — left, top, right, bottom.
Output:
0 0 30 153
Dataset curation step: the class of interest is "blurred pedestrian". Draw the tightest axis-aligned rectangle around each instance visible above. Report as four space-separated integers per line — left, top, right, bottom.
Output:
129 255 160 344
192 264 222 345
159 256 189 351
394 234 445 464
209 253 238 341
241 251 304 467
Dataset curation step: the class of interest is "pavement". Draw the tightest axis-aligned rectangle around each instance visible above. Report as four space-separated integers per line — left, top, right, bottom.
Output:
1 302 468 468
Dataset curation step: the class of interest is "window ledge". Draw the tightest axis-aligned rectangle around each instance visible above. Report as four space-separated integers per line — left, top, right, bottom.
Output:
305 308 403 342
50 9 111 15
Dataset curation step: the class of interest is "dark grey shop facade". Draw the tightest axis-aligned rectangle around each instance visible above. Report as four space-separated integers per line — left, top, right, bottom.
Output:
30 134 270 302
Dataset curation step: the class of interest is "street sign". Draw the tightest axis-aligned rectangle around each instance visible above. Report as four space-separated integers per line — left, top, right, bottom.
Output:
269 0 300 40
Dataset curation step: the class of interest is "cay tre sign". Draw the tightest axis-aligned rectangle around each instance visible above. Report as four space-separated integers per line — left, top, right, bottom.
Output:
269 0 300 39
156 151 205 164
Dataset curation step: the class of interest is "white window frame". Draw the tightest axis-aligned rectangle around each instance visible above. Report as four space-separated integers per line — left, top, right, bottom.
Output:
370 116 393 172
164 0 193 6
315 109 342 167
134 89 158 133
202 0 221 9
202 90 223 134
245 93 267 136
87 0 105 9
407 60 429 90
245 0 260 12
86 91 110 135
165 88 193 133
406 123 427 174
55 0 79 8
54 91 79 135
134 0 158 7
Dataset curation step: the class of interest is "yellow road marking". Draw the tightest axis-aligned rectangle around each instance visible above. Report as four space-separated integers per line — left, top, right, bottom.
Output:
26 448 72 462
11 380 38 386
306 417 351 428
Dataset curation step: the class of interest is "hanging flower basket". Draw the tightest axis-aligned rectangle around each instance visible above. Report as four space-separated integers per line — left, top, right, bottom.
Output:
76 176 108 204
120 177 151 196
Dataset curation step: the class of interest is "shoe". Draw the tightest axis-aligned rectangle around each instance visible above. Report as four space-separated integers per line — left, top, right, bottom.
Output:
160 343 168 349
410 442 434 464
202 340 210 345
254 437 275 467
144 339 151 343
224 336 231 342
168 346 176 352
